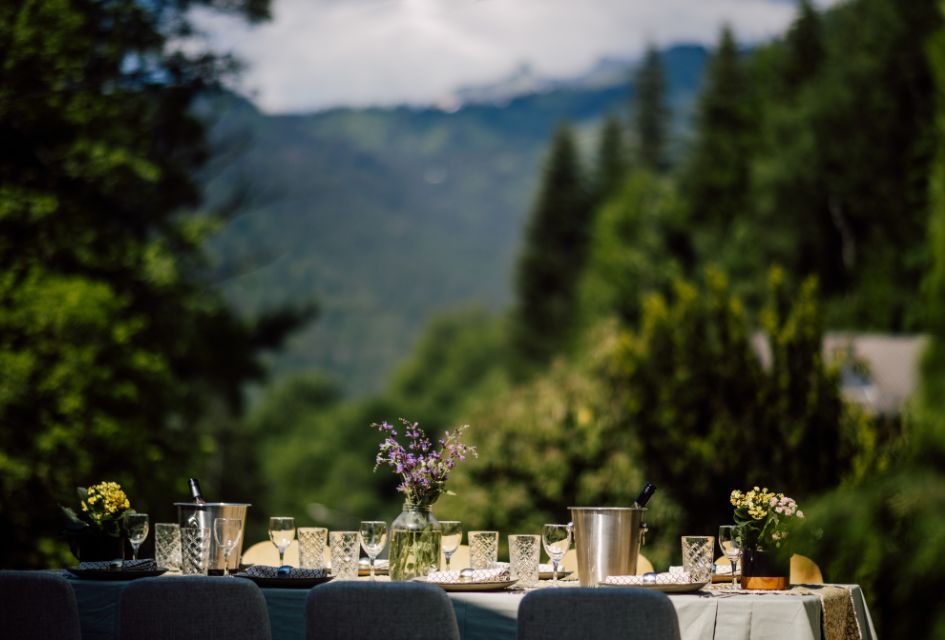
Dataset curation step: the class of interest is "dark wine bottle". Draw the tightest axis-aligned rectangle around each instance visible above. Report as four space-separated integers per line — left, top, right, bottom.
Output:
188 478 207 505
633 482 656 508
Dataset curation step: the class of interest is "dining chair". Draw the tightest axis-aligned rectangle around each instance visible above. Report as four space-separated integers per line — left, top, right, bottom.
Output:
517 587 681 640
0 571 82 640
305 580 460 640
118 576 272 640
241 539 301 566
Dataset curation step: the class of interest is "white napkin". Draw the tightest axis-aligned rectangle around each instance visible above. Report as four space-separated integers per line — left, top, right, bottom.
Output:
426 566 510 584
603 571 694 585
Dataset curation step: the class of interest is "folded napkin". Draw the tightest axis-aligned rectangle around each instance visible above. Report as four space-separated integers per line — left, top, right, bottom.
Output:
243 565 329 579
76 559 157 571
603 571 694 586
426 566 511 584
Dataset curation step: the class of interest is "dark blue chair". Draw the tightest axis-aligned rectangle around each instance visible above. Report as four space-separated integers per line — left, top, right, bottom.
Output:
0 571 82 640
305 580 461 640
517 587 681 640
118 576 272 640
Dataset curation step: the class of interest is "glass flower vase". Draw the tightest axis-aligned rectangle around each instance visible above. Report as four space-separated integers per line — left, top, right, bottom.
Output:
388 501 442 581
740 547 788 590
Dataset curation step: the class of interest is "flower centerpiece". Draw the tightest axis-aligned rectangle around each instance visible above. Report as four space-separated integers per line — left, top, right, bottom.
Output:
372 419 476 581
61 481 134 561
730 486 804 589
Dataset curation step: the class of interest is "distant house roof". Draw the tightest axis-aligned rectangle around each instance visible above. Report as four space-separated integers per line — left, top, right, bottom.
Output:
752 332 928 416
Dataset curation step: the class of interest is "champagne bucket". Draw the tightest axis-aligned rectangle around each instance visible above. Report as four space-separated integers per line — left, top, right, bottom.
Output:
569 506 647 587
175 502 251 572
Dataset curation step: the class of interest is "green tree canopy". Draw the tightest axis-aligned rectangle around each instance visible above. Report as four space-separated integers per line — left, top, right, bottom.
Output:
0 0 307 567
632 45 671 173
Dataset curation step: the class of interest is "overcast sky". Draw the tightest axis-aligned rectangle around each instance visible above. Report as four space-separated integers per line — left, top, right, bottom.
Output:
194 0 841 114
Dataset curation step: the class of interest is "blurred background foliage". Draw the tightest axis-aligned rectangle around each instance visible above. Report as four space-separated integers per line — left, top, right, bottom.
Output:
3 0 945 637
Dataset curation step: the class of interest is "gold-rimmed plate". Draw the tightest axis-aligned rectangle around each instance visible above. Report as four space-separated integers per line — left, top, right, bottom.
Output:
600 580 708 593
424 578 518 592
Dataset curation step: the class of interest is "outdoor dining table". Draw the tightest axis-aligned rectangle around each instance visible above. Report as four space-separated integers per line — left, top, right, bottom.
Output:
64 573 876 640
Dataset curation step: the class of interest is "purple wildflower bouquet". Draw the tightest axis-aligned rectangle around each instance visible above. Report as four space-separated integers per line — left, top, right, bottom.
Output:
372 418 477 507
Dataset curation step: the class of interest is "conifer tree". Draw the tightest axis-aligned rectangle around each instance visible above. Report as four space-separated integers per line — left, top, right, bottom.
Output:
593 114 627 202
633 46 671 173
512 124 592 371
678 26 756 260
782 0 824 90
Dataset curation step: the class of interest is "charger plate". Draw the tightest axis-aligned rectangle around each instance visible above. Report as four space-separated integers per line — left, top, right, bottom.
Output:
423 578 518 592
65 567 168 581
233 573 334 588
600 580 708 593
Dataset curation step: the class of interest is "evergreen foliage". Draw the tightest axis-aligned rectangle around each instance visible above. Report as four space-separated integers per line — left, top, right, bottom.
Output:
593 114 627 202
633 46 671 173
511 124 593 372
0 0 304 567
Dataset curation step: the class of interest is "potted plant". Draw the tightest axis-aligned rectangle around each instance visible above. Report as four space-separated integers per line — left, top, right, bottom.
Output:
730 486 805 589
61 481 134 562
372 419 476 581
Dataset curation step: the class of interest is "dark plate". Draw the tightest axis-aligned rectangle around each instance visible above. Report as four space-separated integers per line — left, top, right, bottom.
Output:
233 573 334 588
65 567 168 580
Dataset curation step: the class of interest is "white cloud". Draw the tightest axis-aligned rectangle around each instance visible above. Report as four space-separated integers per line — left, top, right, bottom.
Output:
193 0 842 114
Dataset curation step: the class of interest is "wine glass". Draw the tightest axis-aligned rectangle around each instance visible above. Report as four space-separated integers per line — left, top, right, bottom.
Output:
541 523 571 586
213 518 243 577
269 517 296 567
358 521 388 580
124 513 149 561
439 521 462 571
718 524 743 588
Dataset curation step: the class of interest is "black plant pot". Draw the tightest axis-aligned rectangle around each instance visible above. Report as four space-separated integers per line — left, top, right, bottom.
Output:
70 534 125 562
740 548 788 590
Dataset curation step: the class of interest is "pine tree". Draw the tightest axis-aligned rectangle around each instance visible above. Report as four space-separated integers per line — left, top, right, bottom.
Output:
511 124 592 371
678 26 756 261
593 114 627 202
633 46 671 173
782 0 824 90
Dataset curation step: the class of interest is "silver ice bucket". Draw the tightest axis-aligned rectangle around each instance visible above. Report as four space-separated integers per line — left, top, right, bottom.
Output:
569 506 647 587
175 502 251 572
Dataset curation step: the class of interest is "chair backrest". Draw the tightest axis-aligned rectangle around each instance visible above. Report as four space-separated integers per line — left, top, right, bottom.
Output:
441 544 469 570
790 554 824 585
306 580 460 640
0 571 82 640
241 539 301 566
517 587 681 640
118 576 271 640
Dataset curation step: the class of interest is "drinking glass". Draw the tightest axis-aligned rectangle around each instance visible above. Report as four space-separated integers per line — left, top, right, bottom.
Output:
298 527 328 569
439 521 462 571
330 531 359 579
468 531 499 570
509 534 540 587
181 526 211 575
269 516 296 566
213 518 243 577
359 521 388 580
124 513 149 561
718 525 743 588
155 523 181 571
681 535 715 583
541 523 571 586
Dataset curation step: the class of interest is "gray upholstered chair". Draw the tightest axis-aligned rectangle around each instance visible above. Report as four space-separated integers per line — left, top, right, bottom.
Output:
118 576 272 640
517 587 681 640
0 571 82 640
305 580 460 640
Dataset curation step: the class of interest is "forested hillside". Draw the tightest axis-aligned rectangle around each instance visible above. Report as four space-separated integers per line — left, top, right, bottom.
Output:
200 45 708 394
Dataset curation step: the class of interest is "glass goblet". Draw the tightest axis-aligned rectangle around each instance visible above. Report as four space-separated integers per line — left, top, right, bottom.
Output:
269 516 296 566
541 523 571 586
358 521 388 580
213 518 243 577
718 524 743 588
124 513 150 561
439 521 462 571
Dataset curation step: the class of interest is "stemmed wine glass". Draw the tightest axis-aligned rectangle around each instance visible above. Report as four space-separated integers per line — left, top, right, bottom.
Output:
541 523 571 587
718 525 743 588
124 513 149 561
439 521 462 571
269 517 296 567
358 521 388 580
214 518 243 577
